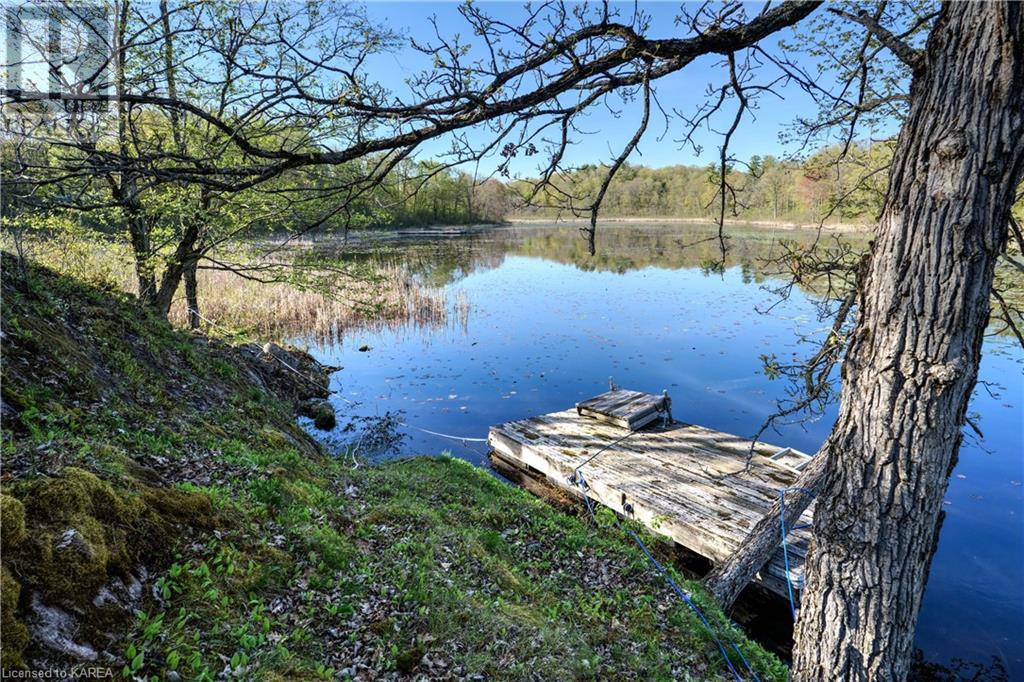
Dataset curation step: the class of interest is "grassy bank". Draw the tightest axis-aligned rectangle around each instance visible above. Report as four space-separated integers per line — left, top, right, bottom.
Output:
0 256 783 680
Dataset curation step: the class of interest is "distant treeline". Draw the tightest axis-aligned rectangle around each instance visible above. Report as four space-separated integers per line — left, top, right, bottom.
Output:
333 161 509 229
507 142 894 225
293 141 896 233
3 137 894 250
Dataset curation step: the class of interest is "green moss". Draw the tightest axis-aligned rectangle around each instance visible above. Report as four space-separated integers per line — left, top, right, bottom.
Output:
368 617 395 635
23 475 92 523
39 514 110 600
141 487 214 528
307 527 357 571
76 468 145 524
260 427 292 451
395 645 424 674
1 565 29 669
1 384 33 413
21 467 144 527
4 468 212 619
1 494 26 550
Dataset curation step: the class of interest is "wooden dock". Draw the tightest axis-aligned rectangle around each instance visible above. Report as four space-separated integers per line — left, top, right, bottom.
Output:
487 402 814 600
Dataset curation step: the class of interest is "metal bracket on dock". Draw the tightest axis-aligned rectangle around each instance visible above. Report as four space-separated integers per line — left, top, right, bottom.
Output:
768 447 813 472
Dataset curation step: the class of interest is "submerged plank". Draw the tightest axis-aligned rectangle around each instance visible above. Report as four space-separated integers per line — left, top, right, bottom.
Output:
488 407 814 599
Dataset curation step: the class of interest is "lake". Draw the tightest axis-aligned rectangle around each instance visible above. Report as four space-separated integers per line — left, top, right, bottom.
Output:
295 223 1023 678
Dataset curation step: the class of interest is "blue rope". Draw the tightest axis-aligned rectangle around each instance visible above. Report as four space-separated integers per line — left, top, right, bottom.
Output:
779 487 815 622
572 471 759 681
625 528 752 682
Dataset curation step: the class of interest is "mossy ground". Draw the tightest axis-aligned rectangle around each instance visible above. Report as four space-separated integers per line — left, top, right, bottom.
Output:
1 256 784 680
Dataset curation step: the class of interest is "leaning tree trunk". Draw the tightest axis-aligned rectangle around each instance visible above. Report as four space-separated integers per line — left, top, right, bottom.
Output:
792 3 1024 680
151 190 208 319
704 451 828 607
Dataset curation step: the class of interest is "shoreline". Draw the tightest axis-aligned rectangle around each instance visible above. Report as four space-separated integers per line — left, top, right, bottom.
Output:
504 216 874 233
0 257 786 680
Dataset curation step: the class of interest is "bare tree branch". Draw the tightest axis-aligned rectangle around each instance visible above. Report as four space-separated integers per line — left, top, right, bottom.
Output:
827 7 924 73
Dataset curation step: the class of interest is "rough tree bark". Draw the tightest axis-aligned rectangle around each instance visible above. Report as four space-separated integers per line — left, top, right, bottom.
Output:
184 257 200 329
106 172 157 305
790 3 1024 680
150 219 200 318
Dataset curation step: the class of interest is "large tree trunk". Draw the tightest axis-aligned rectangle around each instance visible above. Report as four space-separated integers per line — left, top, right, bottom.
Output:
110 174 157 304
151 223 200 318
126 213 156 303
792 4 1024 680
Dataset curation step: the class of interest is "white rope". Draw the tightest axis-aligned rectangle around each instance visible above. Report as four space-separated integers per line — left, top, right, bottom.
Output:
399 422 489 443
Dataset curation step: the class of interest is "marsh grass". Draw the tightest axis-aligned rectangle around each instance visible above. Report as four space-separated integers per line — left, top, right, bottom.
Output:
5 234 468 344
166 261 468 345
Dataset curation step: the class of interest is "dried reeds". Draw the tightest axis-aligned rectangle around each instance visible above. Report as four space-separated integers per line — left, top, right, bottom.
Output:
8 235 468 344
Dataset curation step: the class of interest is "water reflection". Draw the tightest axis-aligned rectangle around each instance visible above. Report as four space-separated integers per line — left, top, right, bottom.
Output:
295 222 1022 678
912 651 1009 681
360 223 869 288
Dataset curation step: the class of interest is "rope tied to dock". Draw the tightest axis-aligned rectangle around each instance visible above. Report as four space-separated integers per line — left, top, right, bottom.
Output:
562 391 762 681
779 486 816 621
569 429 642 479
398 422 489 443
570 469 760 682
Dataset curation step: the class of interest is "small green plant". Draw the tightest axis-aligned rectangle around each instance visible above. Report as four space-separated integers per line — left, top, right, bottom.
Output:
122 642 145 678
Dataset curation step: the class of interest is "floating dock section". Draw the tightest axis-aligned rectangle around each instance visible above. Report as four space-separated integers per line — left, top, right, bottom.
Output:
488 393 814 600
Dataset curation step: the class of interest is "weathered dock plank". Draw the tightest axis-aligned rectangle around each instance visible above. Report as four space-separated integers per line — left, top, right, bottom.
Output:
488 408 814 599
576 388 669 430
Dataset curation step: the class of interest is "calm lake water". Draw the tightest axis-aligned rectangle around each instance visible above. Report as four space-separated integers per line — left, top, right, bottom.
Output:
295 223 1023 678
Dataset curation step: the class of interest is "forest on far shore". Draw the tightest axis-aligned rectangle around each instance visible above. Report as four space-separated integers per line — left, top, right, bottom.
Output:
508 141 892 226
290 138 895 232
286 139 894 232
2 138 891 255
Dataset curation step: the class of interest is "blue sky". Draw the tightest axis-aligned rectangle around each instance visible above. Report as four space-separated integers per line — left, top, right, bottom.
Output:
360 1 834 177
